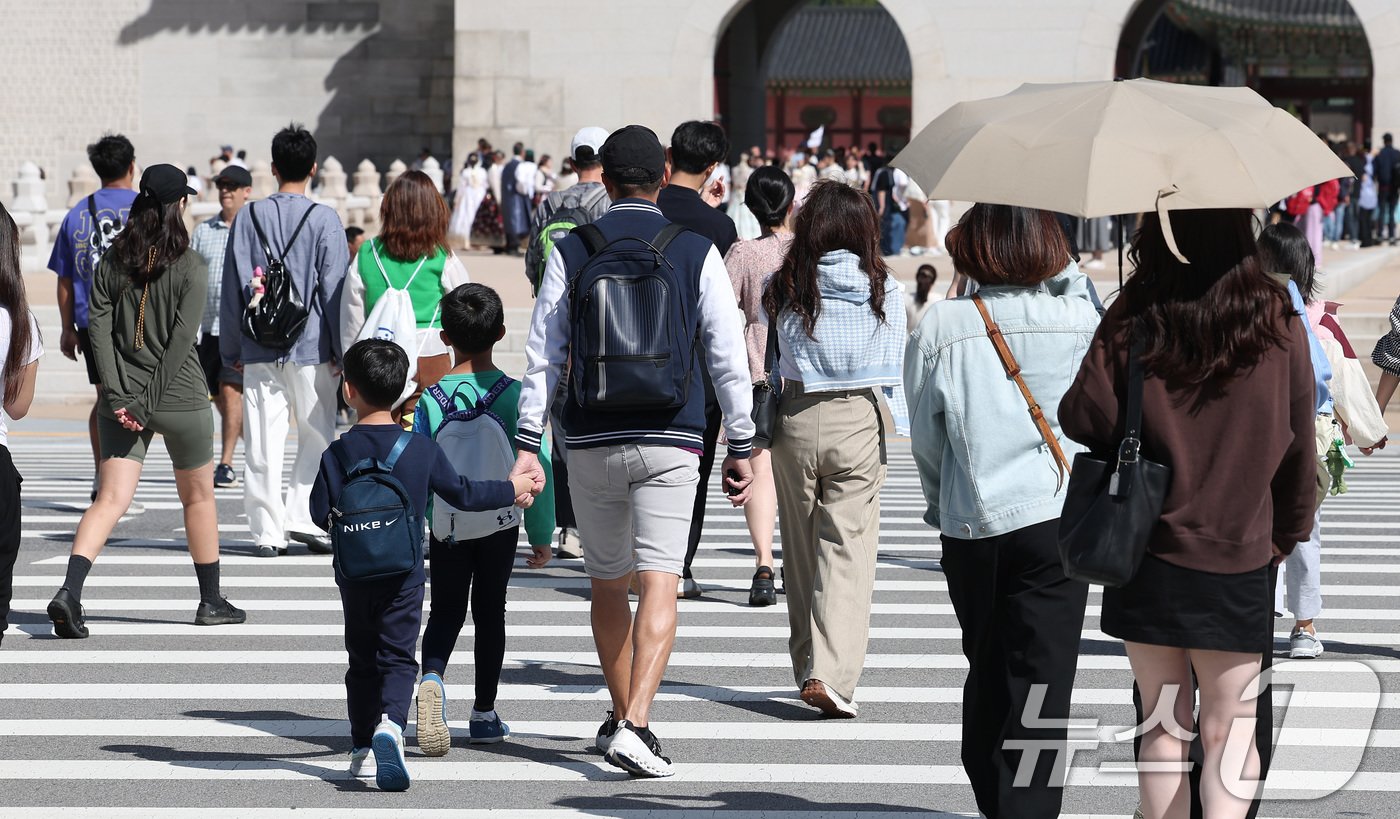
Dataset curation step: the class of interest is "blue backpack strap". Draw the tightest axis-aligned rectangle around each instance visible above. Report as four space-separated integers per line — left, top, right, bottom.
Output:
425 383 454 415
383 431 413 471
477 374 516 411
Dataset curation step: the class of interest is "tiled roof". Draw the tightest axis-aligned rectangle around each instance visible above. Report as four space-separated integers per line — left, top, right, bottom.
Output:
764 6 911 88
1172 0 1362 29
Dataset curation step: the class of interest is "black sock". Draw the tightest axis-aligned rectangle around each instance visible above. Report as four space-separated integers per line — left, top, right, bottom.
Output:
61 555 93 600
194 561 222 605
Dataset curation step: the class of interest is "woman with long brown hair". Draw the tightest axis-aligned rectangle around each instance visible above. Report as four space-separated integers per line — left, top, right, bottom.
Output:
341 170 469 422
1061 208 1316 819
761 180 904 718
0 202 41 646
47 164 244 638
905 204 1099 818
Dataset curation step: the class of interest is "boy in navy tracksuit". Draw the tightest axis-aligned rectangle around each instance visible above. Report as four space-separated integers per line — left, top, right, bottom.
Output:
310 339 539 791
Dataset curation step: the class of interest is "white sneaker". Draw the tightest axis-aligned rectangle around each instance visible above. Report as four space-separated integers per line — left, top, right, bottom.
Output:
556 528 583 560
371 716 410 791
347 746 375 778
677 577 701 599
605 720 675 778
1084 258 1107 270
1290 629 1324 659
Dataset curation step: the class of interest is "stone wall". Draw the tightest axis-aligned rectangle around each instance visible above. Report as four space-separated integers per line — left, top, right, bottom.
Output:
1 0 454 207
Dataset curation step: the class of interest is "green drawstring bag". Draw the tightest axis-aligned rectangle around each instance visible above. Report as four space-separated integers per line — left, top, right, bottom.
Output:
1325 435 1354 497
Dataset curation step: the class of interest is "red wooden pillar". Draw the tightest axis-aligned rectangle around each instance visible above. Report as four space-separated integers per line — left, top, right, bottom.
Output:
852 87 864 149
774 87 786 152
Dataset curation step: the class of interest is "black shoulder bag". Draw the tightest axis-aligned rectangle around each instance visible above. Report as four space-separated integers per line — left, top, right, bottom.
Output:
1056 334 1171 587
751 316 780 449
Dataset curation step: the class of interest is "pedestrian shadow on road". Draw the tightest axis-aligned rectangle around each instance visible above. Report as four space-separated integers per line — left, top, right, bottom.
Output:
555 791 934 815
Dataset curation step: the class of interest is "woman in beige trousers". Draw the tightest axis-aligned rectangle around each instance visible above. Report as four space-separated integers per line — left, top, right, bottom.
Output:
761 181 906 718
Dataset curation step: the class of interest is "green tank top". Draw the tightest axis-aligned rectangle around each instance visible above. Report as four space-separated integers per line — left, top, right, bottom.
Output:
358 237 446 328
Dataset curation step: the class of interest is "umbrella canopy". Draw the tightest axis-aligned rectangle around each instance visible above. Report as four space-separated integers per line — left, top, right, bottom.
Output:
891 78 1351 226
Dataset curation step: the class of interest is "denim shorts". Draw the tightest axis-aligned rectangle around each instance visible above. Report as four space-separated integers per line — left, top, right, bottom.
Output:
566 444 700 580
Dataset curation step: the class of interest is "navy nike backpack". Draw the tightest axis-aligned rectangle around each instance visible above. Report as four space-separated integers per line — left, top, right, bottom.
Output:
329 432 421 583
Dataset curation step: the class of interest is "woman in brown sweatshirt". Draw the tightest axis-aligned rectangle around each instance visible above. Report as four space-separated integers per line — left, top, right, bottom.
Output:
1060 208 1315 819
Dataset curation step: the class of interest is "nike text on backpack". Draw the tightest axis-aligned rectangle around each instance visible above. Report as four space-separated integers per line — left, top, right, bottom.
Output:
528 185 610 295
356 240 437 407
568 222 700 411
427 378 518 542
242 201 317 352
329 432 422 583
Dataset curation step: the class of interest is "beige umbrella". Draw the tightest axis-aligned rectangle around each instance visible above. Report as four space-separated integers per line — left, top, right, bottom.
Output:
891 78 1353 261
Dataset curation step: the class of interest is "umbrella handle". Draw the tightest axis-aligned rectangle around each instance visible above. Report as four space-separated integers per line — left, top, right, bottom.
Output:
1156 187 1191 265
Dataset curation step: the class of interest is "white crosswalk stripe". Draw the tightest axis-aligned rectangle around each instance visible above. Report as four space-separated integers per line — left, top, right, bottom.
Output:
3 437 1398 815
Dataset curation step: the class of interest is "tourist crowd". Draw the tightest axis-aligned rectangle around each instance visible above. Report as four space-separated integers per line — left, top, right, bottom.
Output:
3 117 1400 819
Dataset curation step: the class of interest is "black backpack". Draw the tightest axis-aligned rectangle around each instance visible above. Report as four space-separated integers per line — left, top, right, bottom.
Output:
242 201 316 351
567 223 699 411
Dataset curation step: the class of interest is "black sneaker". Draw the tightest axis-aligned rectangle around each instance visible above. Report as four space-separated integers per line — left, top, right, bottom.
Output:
605 719 674 778
195 598 247 626
213 463 240 488
595 710 620 753
289 531 333 555
749 566 777 607
48 588 89 639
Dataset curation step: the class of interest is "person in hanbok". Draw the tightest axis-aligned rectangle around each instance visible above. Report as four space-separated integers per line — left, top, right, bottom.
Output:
448 155 487 250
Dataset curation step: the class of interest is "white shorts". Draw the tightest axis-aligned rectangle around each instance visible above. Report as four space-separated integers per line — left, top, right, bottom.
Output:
566 444 700 580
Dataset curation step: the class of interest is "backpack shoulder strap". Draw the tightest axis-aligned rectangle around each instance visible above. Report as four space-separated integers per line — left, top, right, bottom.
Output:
582 183 610 213
652 223 687 258
283 203 318 256
248 202 276 265
425 383 455 416
383 431 413 472
478 374 516 410
574 223 607 257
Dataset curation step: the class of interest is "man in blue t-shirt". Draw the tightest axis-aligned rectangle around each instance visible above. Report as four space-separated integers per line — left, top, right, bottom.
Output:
48 134 138 495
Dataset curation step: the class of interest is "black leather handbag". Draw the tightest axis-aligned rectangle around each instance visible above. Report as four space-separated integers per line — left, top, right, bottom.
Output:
751 319 780 450
1057 336 1171 587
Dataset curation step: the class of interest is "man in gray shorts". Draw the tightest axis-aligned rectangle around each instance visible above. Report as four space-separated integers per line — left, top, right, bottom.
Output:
511 125 755 778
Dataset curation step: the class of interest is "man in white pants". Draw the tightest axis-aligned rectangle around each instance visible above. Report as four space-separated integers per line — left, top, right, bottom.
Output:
220 124 349 556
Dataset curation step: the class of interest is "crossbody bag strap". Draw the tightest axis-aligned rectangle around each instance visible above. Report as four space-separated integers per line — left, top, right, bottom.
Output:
971 293 1071 490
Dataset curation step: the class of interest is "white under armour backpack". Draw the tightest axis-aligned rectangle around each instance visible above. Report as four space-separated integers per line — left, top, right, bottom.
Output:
426 378 519 542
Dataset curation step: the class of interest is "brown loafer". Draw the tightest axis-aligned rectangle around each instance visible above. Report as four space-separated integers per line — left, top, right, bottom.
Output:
800 678 858 718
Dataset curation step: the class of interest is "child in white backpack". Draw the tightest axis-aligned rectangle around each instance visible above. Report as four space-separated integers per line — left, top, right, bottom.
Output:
412 283 555 753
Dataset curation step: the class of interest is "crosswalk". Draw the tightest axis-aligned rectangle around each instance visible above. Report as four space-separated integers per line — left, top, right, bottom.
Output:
2 429 1397 817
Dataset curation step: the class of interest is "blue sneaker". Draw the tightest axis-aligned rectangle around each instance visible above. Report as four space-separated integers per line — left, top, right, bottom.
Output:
468 709 510 744
416 673 450 757
371 716 410 791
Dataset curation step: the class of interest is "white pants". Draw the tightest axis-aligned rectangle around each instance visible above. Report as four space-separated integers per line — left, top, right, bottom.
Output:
1275 506 1323 621
243 362 338 546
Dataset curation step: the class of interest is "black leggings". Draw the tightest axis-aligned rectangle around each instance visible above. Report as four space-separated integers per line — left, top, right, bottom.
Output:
420 527 517 711
0 446 19 646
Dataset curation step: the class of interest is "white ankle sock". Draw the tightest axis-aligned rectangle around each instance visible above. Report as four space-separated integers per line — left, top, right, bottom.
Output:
471 708 496 721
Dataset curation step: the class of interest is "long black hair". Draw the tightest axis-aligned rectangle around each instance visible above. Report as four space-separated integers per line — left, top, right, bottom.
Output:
105 195 189 284
0 202 36 402
762 180 889 337
1120 208 1291 385
1257 221 1318 304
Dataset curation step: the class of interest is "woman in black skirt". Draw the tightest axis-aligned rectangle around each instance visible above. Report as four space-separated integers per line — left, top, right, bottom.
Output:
1060 208 1316 819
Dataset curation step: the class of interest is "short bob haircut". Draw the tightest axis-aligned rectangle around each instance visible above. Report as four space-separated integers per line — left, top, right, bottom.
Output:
378 170 450 261
945 204 1070 287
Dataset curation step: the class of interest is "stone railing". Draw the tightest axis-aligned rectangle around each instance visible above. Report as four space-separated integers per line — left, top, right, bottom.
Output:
8 156 436 272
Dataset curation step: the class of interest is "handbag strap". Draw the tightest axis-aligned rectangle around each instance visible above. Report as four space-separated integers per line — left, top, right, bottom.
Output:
1113 332 1148 499
971 294 1071 490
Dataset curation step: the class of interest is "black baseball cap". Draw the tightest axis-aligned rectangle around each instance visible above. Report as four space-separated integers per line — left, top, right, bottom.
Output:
138 163 197 205
600 125 666 185
213 165 253 188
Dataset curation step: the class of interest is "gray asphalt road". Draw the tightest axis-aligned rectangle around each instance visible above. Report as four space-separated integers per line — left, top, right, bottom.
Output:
1 421 1396 818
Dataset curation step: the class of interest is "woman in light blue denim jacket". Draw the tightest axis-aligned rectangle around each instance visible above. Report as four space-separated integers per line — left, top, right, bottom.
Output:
903 204 1100 819
762 181 906 720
